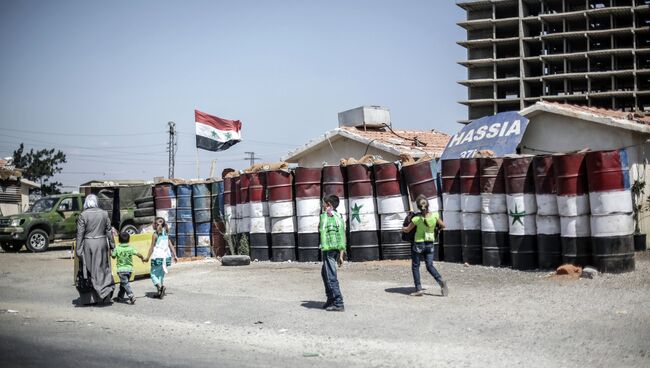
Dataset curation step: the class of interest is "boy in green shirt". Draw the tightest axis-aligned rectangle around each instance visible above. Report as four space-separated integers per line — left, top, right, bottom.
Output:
111 232 145 304
319 195 346 312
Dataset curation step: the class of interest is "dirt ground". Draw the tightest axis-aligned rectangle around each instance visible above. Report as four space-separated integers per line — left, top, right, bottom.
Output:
1 244 649 368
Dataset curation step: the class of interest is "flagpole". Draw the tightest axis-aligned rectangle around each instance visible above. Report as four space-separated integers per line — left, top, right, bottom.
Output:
195 146 200 179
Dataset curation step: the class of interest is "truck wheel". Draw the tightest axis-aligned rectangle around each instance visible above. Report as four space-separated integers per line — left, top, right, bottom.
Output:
121 224 139 236
25 229 49 252
133 216 155 225
135 196 154 205
0 242 22 253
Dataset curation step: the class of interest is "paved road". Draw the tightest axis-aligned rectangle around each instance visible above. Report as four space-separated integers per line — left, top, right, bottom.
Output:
1 246 649 367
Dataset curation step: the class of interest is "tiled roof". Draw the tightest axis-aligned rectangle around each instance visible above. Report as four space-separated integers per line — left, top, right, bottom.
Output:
539 101 650 125
339 126 450 158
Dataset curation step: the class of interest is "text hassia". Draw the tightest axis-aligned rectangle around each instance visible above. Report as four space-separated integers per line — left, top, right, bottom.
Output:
446 119 522 148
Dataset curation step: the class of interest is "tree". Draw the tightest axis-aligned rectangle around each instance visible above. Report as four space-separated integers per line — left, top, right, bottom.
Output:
12 143 67 195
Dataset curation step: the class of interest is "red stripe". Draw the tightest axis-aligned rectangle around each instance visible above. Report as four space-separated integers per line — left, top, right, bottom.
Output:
195 110 241 131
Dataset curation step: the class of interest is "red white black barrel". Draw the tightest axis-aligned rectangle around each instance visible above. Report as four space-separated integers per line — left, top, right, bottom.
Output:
248 172 271 261
460 158 482 265
402 159 440 212
234 176 243 245
504 156 538 270
479 157 509 267
346 164 380 261
374 162 410 260
267 170 296 261
586 149 635 273
553 153 592 267
295 167 322 262
238 173 251 247
322 165 348 220
533 156 562 269
441 159 462 262
223 177 237 250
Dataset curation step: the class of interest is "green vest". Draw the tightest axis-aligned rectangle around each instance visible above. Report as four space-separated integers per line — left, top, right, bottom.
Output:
319 211 346 251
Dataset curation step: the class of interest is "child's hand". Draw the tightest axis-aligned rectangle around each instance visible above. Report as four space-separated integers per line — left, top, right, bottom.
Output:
142 257 148 263
173 256 178 263
337 252 345 267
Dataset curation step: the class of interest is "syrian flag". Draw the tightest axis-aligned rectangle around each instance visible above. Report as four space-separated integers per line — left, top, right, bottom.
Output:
195 110 242 151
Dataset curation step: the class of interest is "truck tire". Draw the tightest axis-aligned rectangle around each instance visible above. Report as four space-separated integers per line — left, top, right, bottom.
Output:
137 201 154 209
135 196 154 205
0 241 22 253
134 207 155 217
221 255 251 266
25 229 49 253
134 216 155 225
120 224 139 235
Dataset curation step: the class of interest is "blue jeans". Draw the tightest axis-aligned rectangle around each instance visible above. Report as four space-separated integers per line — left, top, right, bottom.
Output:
321 250 344 307
117 272 134 298
411 242 443 291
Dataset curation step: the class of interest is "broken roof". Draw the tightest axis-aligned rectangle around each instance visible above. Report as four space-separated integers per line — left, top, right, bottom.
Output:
282 126 451 162
520 101 650 134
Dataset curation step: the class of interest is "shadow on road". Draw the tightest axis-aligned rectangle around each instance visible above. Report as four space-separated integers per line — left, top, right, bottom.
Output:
300 300 323 309
384 287 414 295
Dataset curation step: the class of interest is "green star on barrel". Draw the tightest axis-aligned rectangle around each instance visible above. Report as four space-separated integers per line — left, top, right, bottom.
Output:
509 203 526 226
351 203 363 223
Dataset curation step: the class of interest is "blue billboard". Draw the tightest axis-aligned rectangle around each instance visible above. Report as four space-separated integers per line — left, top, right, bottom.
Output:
440 111 529 160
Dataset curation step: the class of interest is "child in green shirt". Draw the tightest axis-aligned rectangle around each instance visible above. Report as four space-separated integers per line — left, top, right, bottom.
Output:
319 195 346 312
111 232 145 304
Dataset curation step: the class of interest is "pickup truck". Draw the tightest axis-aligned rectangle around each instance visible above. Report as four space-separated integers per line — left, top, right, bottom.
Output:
0 193 138 253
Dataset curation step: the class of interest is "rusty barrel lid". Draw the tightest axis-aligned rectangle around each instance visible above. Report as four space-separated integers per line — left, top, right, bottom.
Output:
266 170 293 202
441 159 461 195
460 158 480 195
373 162 404 197
585 149 630 192
503 156 535 194
532 155 556 195
552 152 588 196
294 167 322 199
346 164 374 198
479 157 505 194
403 160 437 200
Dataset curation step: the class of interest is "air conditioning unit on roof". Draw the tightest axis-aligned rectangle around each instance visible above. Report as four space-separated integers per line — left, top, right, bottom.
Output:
338 106 391 130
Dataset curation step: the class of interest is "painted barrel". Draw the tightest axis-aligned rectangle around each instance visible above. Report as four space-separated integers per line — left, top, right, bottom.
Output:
238 174 251 243
504 156 538 270
346 164 380 261
295 167 322 262
211 180 224 221
195 221 212 257
176 220 195 257
374 162 410 260
192 183 211 223
210 180 226 257
211 220 226 258
586 149 634 273
176 184 193 222
441 159 462 262
153 183 176 241
322 165 348 218
248 172 270 261
234 177 247 245
460 158 482 265
533 156 562 269
223 177 236 242
267 170 296 261
553 153 592 267
479 157 510 267
402 159 440 212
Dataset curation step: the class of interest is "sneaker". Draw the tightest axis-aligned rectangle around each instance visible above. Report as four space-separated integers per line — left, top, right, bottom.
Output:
128 295 136 305
321 300 334 309
410 289 424 297
325 305 345 312
160 285 166 299
156 285 162 298
439 280 449 297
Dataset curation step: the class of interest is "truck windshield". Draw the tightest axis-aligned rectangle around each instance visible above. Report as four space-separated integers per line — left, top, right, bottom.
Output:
28 198 57 213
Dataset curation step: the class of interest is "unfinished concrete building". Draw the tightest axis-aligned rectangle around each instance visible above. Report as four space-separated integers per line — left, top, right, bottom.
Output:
457 0 650 123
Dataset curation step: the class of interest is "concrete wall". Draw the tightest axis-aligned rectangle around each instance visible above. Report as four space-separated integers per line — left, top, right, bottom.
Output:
286 137 401 168
521 113 650 248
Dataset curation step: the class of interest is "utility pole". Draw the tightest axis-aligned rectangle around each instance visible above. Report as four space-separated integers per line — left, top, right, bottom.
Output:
244 151 261 167
167 121 177 178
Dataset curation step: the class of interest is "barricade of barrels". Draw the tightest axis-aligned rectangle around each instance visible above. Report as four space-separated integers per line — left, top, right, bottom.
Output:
442 149 635 273
153 181 226 259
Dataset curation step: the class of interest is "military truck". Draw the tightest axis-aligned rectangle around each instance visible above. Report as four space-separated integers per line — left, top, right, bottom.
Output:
0 181 152 253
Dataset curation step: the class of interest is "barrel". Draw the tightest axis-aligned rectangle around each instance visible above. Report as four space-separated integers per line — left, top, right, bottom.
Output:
211 180 224 221
441 159 462 262
153 183 177 242
295 167 322 262
222 177 237 253
553 153 592 267
211 220 226 258
586 149 634 273
346 164 380 261
239 174 251 245
234 177 248 249
192 183 211 223
479 157 510 267
460 158 482 264
504 156 538 270
322 165 348 218
533 156 562 269
267 170 296 261
194 222 212 256
402 159 440 212
175 184 194 257
374 162 410 260
248 172 271 261
210 180 226 257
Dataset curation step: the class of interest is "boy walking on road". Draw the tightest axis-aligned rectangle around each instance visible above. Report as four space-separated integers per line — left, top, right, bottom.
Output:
111 232 145 304
319 195 346 312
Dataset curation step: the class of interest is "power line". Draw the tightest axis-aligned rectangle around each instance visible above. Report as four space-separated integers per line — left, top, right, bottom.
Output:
244 151 261 167
1 127 167 137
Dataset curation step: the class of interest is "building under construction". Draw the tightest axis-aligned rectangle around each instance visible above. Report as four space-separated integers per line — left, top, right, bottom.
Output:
456 0 650 123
